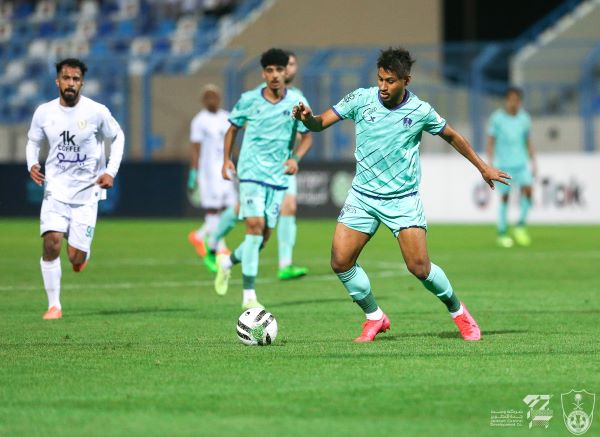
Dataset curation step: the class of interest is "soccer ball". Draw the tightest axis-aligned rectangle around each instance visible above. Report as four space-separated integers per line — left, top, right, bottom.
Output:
236 308 278 346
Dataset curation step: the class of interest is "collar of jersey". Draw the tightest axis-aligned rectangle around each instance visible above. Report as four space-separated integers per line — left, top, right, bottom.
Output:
261 87 287 105
377 89 411 111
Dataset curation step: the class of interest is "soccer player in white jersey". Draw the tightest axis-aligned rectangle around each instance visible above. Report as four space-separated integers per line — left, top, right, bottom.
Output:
26 58 125 320
187 85 237 272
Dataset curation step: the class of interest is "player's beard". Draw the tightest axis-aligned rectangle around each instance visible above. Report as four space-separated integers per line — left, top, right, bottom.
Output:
61 87 79 106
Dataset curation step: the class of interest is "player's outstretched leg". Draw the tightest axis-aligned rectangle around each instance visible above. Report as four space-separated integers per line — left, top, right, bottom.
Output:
40 232 63 320
206 205 239 271
514 187 532 247
277 215 307 280
331 223 389 342
399 227 480 341
497 195 513 248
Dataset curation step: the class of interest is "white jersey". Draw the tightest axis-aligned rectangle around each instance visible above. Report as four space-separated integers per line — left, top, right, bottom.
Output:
26 96 124 205
190 108 230 183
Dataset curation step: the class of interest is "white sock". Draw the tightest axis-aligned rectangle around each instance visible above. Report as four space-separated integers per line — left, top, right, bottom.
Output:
40 257 62 310
194 223 207 239
204 213 219 235
243 289 256 303
450 304 464 318
366 307 383 321
220 255 233 270
278 258 292 269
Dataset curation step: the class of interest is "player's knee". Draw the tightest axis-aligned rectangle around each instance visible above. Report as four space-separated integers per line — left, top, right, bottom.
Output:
68 251 86 266
281 199 297 216
406 259 430 280
330 254 352 274
42 235 61 259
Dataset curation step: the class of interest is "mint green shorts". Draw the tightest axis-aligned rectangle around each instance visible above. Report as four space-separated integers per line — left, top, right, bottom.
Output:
496 164 533 195
239 181 285 229
338 189 427 237
285 174 297 196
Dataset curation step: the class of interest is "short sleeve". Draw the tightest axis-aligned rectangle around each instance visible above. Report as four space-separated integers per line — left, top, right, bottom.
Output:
27 106 45 142
99 105 121 139
228 93 252 127
423 105 446 135
332 88 364 121
190 116 204 143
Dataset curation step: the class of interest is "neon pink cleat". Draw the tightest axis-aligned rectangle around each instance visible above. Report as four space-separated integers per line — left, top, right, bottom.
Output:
452 302 481 341
354 313 391 342
43 306 62 320
187 231 207 257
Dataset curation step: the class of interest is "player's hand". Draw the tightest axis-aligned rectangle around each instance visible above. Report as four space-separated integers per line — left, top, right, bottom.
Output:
222 159 236 180
97 173 114 189
292 102 312 122
30 164 44 186
283 158 298 175
481 165 511 190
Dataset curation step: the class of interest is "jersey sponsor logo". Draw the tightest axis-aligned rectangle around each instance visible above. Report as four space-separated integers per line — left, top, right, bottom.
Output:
60 130 76 146
362 107 376 123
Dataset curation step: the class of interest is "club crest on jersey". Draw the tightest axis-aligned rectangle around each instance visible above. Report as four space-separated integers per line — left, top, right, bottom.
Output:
403 117 413 128
77 120 87 130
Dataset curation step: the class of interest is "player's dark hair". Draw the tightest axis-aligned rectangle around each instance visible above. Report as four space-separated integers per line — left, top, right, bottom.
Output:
377 47 415 78
285 50 297 60
55 58 88 77
506 86 523 98
260 48 289 69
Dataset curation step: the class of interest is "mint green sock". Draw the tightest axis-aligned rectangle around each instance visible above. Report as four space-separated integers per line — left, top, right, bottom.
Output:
498 201 509 235
241 234 263 289
421 263 460 313
277 215 296 268
209 207 238 248
336 264 378 314
518 196 531 226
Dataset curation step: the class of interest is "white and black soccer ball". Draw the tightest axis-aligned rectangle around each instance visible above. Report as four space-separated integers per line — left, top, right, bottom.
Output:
236 308 278 346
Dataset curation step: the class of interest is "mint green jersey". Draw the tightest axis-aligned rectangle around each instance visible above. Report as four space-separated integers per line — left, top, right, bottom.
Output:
229 86 309 188
488 108 531 168
332 87 446 198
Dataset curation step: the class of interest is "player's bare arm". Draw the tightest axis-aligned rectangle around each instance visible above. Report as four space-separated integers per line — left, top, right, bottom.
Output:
292 104 341 132
486 135 495 165
527 137 537 177
284 132 312 175
222 124 238 180
439 123 511 189
30 164 45 186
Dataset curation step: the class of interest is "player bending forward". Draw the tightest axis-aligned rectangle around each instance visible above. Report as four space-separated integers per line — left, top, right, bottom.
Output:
26 58 125 320
293 47 510 342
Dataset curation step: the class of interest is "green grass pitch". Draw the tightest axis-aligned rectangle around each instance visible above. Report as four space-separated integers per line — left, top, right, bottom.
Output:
1 219 599 436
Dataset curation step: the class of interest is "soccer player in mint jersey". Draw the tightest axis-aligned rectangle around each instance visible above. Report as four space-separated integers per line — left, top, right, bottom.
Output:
487 87 536 248
26 58 125 320
214 48 313 309
206 51 309 281
293 47 510 342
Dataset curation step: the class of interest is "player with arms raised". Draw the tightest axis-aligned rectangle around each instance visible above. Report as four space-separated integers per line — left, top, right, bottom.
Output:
214 48 313 309
293 47 510 342
26 58 125 320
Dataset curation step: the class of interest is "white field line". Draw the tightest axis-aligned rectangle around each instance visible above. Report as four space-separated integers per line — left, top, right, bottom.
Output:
0 267 410 292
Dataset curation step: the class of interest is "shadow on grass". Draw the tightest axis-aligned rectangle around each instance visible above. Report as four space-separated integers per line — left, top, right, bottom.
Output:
374 329 527 341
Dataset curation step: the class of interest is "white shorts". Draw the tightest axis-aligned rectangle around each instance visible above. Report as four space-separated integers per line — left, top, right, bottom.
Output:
199 175 237 209
40 196 98 253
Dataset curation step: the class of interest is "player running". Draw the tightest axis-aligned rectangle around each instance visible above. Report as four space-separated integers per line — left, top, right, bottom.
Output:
187 85 237 272
26 58 125 320
214 48 313 309
206 50 308 280
293 47 510 342
486 87 536 248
